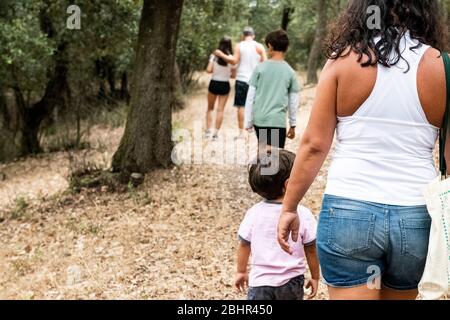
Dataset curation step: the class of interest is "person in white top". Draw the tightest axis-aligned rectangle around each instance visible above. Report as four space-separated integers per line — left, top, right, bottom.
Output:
215 27 267 137
205 37 236 141
277 0 449 300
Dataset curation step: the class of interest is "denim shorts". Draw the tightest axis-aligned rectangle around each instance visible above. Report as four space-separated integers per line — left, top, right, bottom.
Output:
317 194 431 290
248 275 305 300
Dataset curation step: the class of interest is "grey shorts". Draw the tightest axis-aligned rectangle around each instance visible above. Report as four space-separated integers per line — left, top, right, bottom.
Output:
247 275 305 300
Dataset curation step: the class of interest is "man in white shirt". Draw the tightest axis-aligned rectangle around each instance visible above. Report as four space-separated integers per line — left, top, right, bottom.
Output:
215 27 267 138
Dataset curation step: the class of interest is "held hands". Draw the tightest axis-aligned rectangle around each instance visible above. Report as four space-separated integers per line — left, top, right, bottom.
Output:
277 210 300 255
305 278 319 300
234 272 249 293
287 127 296 140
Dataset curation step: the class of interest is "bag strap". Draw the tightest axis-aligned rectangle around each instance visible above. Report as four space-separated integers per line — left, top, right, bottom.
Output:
440 52 450 178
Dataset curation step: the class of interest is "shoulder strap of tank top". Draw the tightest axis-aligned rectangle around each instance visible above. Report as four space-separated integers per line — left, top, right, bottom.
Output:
439 52 450 178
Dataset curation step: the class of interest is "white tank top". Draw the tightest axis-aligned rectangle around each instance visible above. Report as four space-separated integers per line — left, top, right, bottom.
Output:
236 40 261 83
325 32 439 206
209 55 232 82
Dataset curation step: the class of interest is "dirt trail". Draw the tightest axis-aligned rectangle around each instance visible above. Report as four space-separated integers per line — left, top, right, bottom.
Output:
0 74 331 299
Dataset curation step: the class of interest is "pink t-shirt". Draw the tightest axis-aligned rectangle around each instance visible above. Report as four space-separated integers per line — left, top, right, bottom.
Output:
238 201 317 287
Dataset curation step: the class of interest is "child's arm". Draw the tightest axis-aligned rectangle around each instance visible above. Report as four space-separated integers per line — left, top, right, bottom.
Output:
304 242 320 299
244 86 256 130
287 92 299 139
234 240 251 293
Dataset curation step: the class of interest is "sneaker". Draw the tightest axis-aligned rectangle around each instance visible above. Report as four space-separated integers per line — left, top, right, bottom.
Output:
204 130 212 139
212 134 219 142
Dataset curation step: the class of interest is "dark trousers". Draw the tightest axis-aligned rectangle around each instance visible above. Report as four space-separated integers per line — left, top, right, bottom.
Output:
254 126 287 149
247 275 305 300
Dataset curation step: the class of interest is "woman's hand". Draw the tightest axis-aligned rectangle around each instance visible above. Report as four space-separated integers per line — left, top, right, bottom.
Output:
214 49 225 59
277 210 300 255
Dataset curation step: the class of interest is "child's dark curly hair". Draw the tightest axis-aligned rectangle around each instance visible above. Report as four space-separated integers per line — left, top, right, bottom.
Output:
248 149 296 200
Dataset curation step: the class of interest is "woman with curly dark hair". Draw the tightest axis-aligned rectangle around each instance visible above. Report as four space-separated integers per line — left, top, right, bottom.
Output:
277 0 449 300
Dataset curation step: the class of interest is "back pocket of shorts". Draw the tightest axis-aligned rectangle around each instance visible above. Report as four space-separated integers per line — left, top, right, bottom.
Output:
328 208 376 255
400 218 431 261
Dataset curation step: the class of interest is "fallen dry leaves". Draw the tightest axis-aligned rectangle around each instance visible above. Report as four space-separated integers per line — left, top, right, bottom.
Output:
0 74 330 300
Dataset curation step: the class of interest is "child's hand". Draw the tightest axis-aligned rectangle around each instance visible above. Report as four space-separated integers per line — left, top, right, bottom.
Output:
234 272 249 293
287 127 296 139
305 278 319 300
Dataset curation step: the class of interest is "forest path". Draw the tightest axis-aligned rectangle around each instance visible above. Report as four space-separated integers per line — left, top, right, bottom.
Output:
0 73 332 299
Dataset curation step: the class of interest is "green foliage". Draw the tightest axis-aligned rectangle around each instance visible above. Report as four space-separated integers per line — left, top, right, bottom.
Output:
0 0 140 106
176 0 342 86
0 1 53 98
177 0 250 89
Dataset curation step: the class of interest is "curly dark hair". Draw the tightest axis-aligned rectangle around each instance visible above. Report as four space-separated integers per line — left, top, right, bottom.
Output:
326 0 449 68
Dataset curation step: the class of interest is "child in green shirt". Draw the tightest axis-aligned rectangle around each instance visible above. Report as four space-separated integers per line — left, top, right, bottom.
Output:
244 29 300 149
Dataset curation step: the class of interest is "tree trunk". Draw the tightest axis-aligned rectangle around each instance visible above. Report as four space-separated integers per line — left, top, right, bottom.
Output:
26 41 71 153
171 60 185 111
112 0 184 177
306 0 328 84
120 72 131 104
281 7 295 31
0 12 70 162
106 62 116 96
0 89 24 162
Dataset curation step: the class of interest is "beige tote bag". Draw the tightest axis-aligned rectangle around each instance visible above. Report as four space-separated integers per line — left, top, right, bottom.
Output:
419 52 450 300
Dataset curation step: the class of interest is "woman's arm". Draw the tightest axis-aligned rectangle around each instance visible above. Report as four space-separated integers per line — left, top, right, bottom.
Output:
215 44 240 65
277 60 338 254
231 66 237 79
206 55 214 73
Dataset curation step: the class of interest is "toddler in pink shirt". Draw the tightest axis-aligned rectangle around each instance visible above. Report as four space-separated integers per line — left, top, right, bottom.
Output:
234 149 320 300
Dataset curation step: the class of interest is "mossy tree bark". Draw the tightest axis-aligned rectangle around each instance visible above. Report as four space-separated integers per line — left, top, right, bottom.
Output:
112 0 184 177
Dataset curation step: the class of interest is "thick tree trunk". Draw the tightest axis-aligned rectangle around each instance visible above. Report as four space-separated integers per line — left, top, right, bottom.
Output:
112 0 184 176
26 42 70 153
0 44 70 162
306 0 328 84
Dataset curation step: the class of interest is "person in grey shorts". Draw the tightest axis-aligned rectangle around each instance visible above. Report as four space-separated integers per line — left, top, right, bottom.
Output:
215 27 267 138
